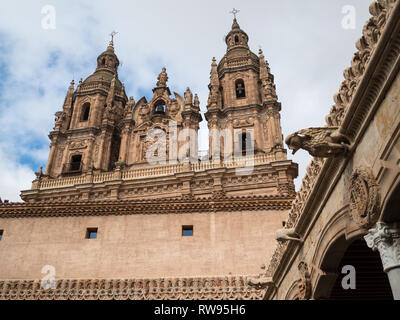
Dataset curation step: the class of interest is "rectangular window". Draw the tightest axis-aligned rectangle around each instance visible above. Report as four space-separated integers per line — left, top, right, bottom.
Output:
182 225 193 237
86 228 98 239
0 230 3 241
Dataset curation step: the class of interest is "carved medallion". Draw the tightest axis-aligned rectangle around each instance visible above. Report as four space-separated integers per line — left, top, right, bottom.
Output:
349 167 380 228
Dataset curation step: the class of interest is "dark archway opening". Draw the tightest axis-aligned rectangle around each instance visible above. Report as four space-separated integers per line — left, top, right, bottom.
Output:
154 100 166 115
235 79 246 99
80 103 90 122
109 131 121 171
329 239 392 300
64 154 82 174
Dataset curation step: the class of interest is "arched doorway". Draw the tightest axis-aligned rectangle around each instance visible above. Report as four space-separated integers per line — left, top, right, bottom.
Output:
329 239 392 300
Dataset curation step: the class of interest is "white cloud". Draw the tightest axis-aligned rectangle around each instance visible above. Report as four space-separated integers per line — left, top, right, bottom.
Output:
0 148 34 202
0 0 371 200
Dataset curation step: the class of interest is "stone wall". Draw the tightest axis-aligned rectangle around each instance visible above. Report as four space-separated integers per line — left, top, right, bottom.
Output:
0 209 287 280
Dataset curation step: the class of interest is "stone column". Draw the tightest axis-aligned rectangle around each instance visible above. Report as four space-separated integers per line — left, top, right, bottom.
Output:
253 116 262 152
119 126 131 164
364 222 400 300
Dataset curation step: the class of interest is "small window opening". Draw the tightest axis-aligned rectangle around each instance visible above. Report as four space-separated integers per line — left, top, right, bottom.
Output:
235 79 246 98
0 230 3 241
182 225 193 237
86 228 98 239
240 132 252 155
234 35 239 44
102 58 106 66
154 101 166 114
70 154 82 172
81 103 90 122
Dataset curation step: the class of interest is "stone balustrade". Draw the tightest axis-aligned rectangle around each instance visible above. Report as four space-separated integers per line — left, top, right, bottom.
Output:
35 153 284 191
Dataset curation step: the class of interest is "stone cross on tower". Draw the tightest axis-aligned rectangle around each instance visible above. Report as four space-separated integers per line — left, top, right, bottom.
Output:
109 30 118 45
230 8 240 19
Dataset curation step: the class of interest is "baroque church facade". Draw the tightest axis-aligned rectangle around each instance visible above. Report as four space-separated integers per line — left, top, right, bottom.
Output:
0 17 298 299
1 0 400 300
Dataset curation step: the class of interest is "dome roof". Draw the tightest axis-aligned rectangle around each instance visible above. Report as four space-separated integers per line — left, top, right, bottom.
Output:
225 18 249 52
82 41 122 88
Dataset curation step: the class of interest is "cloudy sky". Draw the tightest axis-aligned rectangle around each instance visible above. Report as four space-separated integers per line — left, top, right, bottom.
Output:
0 0 371 201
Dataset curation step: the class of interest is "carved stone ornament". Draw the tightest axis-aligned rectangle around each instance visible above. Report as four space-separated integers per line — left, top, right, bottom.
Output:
69 140 87 150
156 67 168 87
285 127 350 158
364 222 400 273
297 262 311 300
349 167 380 228
0 276 263 300
247 276 274 290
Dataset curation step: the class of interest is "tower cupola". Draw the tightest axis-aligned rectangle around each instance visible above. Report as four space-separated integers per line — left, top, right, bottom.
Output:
225 18 249 53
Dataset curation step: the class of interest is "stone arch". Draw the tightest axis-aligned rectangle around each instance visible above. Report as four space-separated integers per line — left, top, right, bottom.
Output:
235 79 246 99
80 102 91 122
153 99 167 115
310 207 366 299
64 152 84 174
284 280 301 300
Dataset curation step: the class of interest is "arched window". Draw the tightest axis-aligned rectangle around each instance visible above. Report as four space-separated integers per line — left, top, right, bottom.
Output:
154 100 166 115
102 58 106 65
80 103 90 121
234 35 239 44
68 154 82 172
235 79 246 98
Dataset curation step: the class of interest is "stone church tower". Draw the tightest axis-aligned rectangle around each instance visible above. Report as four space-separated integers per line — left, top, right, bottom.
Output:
46 39 128 177
206 18 285 160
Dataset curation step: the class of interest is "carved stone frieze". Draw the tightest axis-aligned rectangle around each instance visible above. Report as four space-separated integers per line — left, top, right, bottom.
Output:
0 276 263 300
69 140 88 150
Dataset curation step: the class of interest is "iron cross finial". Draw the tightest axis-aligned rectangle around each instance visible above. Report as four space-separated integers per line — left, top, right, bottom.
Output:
109 30 118 44
230 8 240 19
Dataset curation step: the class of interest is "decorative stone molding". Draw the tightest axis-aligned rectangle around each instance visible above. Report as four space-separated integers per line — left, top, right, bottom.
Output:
0 195 294 218
364 222 400 272
349 167 380 228
297 262 312 300
0 276 263 300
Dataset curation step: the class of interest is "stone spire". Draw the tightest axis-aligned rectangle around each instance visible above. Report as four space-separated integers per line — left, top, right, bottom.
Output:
259 49 278 103
207 57 220 109
62 79 75 110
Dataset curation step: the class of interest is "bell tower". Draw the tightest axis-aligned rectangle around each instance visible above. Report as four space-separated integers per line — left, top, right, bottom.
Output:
45 37 128 178
205 16 286 160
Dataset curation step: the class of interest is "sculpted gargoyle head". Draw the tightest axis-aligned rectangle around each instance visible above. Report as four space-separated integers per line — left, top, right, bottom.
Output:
285 133 303 155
